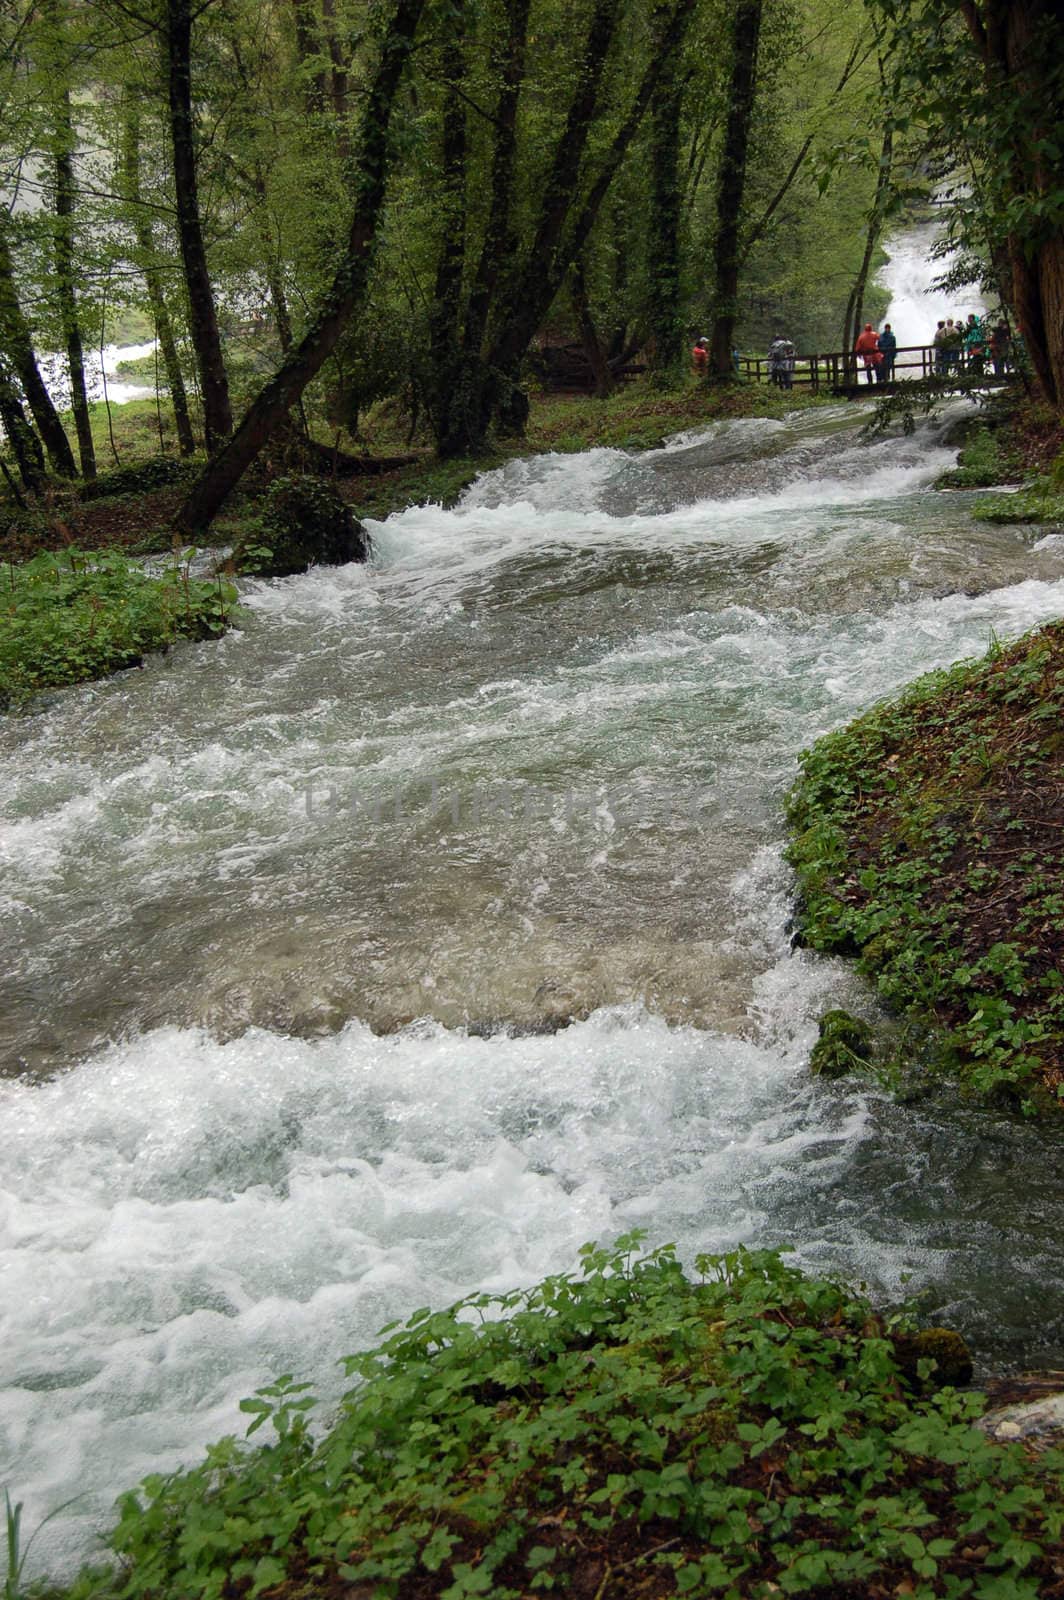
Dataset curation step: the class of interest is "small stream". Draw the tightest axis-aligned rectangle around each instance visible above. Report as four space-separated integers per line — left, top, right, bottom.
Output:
3 232 1064 1581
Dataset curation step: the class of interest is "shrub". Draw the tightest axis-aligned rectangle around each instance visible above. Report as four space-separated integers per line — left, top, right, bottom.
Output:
232 474 369 577
0 548 238 709
79 456 196 501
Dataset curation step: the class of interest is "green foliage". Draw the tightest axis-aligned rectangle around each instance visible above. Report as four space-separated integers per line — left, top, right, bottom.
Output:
786 622 1064 1109
231 475 368 577
973 476 1064 526
79 457 195 502
61 1238 1064 1600
809 1008 874 1079
936 426 1022 490
33 1248 1062 1600
0 549 238 710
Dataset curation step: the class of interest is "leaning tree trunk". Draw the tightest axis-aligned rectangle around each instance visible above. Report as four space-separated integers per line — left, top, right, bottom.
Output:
166 0 232 451
0 357 46 492
174 0 426 535
121 106 196 454
0 221 76 477
708 0 762 380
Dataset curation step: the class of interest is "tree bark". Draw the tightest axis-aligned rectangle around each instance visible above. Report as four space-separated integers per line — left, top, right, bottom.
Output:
50 45 96 480
292 0 327 112
570 257 614 396
121 107 197 454
708 0 762 379
647 40 687 373
166 0 232 450
0 357 46 493
424 0 469 453
842 116 893 372
0 221 76 477
486 0 697 421
174 0 426 535
959 0 1064 407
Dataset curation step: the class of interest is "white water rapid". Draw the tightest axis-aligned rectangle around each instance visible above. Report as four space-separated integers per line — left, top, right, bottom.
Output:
4 260 1064 1585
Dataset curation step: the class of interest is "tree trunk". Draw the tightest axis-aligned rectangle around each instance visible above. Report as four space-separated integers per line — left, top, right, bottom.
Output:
121 106 197 454
424 0 469 454
647 40 687 374
962 0 1064 407
431 0 529 456
174 0 426 535
708 0 762 380
292 0 327 112
570 257 613 396
166 0 232 451
0 221 76 477
51 59 96 480
485 0 697 425
841 117 893 374
0 358 46 493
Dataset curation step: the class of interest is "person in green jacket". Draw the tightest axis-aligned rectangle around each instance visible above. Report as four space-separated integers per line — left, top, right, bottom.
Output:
964 313 986 375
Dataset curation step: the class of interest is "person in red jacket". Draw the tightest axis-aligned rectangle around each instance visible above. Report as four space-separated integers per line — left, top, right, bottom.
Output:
692 336 709 376
854 322 882 384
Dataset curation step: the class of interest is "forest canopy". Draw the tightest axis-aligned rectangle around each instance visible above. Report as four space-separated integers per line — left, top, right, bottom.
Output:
0 0 1059 527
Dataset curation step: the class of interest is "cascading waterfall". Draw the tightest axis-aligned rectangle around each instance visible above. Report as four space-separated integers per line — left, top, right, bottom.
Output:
3 229 1064 1582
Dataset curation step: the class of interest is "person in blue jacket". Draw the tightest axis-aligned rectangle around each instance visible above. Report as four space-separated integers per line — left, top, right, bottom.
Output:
876 323 898 382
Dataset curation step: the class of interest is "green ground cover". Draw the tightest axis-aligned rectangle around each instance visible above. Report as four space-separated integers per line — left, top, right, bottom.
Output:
38 1240 1064 1600
786 623 1064 1113
0 549 238 710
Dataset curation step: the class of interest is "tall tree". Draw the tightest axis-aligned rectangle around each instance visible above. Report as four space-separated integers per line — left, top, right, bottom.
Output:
869 0 1064 408
44 0 96 478
174 0 427 533
707 0 762 379
0 219 77 477
166 0 232 449
120 102 197 455
646 8 691 374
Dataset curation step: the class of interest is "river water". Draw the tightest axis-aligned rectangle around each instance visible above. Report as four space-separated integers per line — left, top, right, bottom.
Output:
4 247 1064 1580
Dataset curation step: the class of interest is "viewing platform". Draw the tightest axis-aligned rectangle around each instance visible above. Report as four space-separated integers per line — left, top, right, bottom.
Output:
739 344 1014 395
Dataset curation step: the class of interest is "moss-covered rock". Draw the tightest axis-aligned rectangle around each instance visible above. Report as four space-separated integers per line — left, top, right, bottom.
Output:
892 1327 975 1389
809 1007 874 1079
233 474 369 577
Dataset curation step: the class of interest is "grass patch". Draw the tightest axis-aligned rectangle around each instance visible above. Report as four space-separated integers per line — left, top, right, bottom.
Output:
0 549 238 710
45 1238 1064 1600
786 622 1064 1112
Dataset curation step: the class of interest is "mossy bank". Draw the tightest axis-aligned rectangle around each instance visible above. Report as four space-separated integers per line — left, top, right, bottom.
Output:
787 620 1064 1113
41 1242 1064 1600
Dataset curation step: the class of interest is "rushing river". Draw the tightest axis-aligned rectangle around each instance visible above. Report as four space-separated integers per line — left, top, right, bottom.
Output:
5 255 1064 1579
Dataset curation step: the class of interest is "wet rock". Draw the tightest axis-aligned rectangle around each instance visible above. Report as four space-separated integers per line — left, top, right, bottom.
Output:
979 1390 1064 1450
809 1008 874 1079
233 474 369 576
892 1328 974 1389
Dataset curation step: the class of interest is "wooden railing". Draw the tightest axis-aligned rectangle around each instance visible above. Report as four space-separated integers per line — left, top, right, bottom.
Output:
736 344 1012 392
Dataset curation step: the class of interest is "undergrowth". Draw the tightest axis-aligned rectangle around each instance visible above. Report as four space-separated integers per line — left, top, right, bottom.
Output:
786 622 1064 1111
43 1239 1064 1600
0 549 238 710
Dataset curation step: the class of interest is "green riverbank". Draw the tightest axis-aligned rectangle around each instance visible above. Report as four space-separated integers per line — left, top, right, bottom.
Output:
31 1241 1064 1600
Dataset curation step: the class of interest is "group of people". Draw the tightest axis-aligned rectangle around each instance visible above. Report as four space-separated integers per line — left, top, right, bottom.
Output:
691 313 1014 388
932 315 1011 377
853 322 898 384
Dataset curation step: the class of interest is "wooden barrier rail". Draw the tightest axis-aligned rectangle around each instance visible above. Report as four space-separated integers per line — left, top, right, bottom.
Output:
736 344 1013 393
